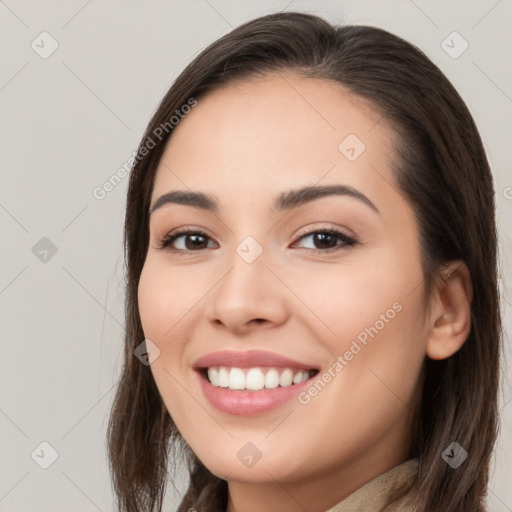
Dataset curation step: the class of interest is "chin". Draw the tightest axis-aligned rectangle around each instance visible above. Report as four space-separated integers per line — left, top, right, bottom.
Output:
190 441 310 484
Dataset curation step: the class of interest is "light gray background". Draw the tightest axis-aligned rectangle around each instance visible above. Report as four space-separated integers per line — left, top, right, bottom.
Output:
1 1 511 511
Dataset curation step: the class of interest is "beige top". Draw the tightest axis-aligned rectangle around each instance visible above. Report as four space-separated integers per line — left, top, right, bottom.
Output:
325 459 418 512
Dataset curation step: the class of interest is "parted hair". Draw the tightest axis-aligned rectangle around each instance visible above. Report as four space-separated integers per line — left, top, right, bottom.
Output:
106 11 502 512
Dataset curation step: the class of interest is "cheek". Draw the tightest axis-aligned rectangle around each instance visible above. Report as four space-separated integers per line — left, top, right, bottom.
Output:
287 251 420 342
291 273 425 467
137 258 201 342
291 248 426 400
137 261 202 431
138 268 166 343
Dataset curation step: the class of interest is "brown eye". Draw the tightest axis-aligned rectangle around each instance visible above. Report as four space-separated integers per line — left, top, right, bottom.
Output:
157 229 216 251
292 229 357 253
156 227 357 255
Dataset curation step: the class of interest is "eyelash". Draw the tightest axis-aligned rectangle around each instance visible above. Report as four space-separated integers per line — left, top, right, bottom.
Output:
155 226 358 255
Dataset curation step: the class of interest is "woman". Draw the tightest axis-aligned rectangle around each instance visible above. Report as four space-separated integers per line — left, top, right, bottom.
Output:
107 11 501 512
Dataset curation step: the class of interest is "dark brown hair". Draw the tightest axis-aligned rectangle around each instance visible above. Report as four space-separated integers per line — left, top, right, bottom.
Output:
106 11 502 512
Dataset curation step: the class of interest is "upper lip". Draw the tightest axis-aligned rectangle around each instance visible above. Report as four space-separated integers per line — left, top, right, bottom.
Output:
193 350 319 370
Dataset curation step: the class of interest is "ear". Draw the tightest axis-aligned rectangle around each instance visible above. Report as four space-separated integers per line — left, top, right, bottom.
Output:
425 260 473 360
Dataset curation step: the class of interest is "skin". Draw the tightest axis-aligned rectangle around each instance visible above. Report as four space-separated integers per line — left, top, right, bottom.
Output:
137 72 472 512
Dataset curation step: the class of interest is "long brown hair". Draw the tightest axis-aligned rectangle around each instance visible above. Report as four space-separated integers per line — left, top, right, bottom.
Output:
106 11 502 512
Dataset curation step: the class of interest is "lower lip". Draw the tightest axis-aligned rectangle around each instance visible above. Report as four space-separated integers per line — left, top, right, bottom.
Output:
196 370 315 416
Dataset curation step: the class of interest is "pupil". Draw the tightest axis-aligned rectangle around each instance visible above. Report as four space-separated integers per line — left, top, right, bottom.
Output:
181 233 338 251
315 233 335 249
186 234 206 250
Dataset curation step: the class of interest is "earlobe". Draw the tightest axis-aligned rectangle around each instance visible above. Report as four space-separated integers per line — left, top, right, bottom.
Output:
425 260 473 361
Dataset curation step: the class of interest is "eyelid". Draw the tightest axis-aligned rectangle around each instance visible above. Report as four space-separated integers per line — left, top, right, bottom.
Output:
291 226 357 252
155 226 217 251
156 224 358 254
293 223 356 242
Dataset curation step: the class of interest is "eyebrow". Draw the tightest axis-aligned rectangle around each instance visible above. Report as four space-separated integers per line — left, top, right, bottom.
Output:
149 184 380 216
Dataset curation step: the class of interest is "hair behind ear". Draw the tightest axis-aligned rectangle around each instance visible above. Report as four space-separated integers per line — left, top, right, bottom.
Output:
107 12 501 512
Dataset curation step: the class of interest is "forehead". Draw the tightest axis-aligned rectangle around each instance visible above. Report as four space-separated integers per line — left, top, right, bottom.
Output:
151 72 399 206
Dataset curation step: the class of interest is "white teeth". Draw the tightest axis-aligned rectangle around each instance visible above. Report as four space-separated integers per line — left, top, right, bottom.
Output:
293 370 309 384
218 367 229 387
207 367 219 386
264 368 280 389
228 368 246 390
279 368 293 387
246 368 265 390
206 366 313 390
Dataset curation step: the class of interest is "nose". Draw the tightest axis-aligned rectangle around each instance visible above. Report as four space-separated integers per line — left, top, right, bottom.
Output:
205 250 288 336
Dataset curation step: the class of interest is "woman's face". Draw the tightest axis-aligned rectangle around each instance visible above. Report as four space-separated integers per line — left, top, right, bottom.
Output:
138 72 428 489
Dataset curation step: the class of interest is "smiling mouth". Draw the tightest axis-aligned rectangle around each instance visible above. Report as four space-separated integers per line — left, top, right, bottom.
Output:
198 366 320 391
